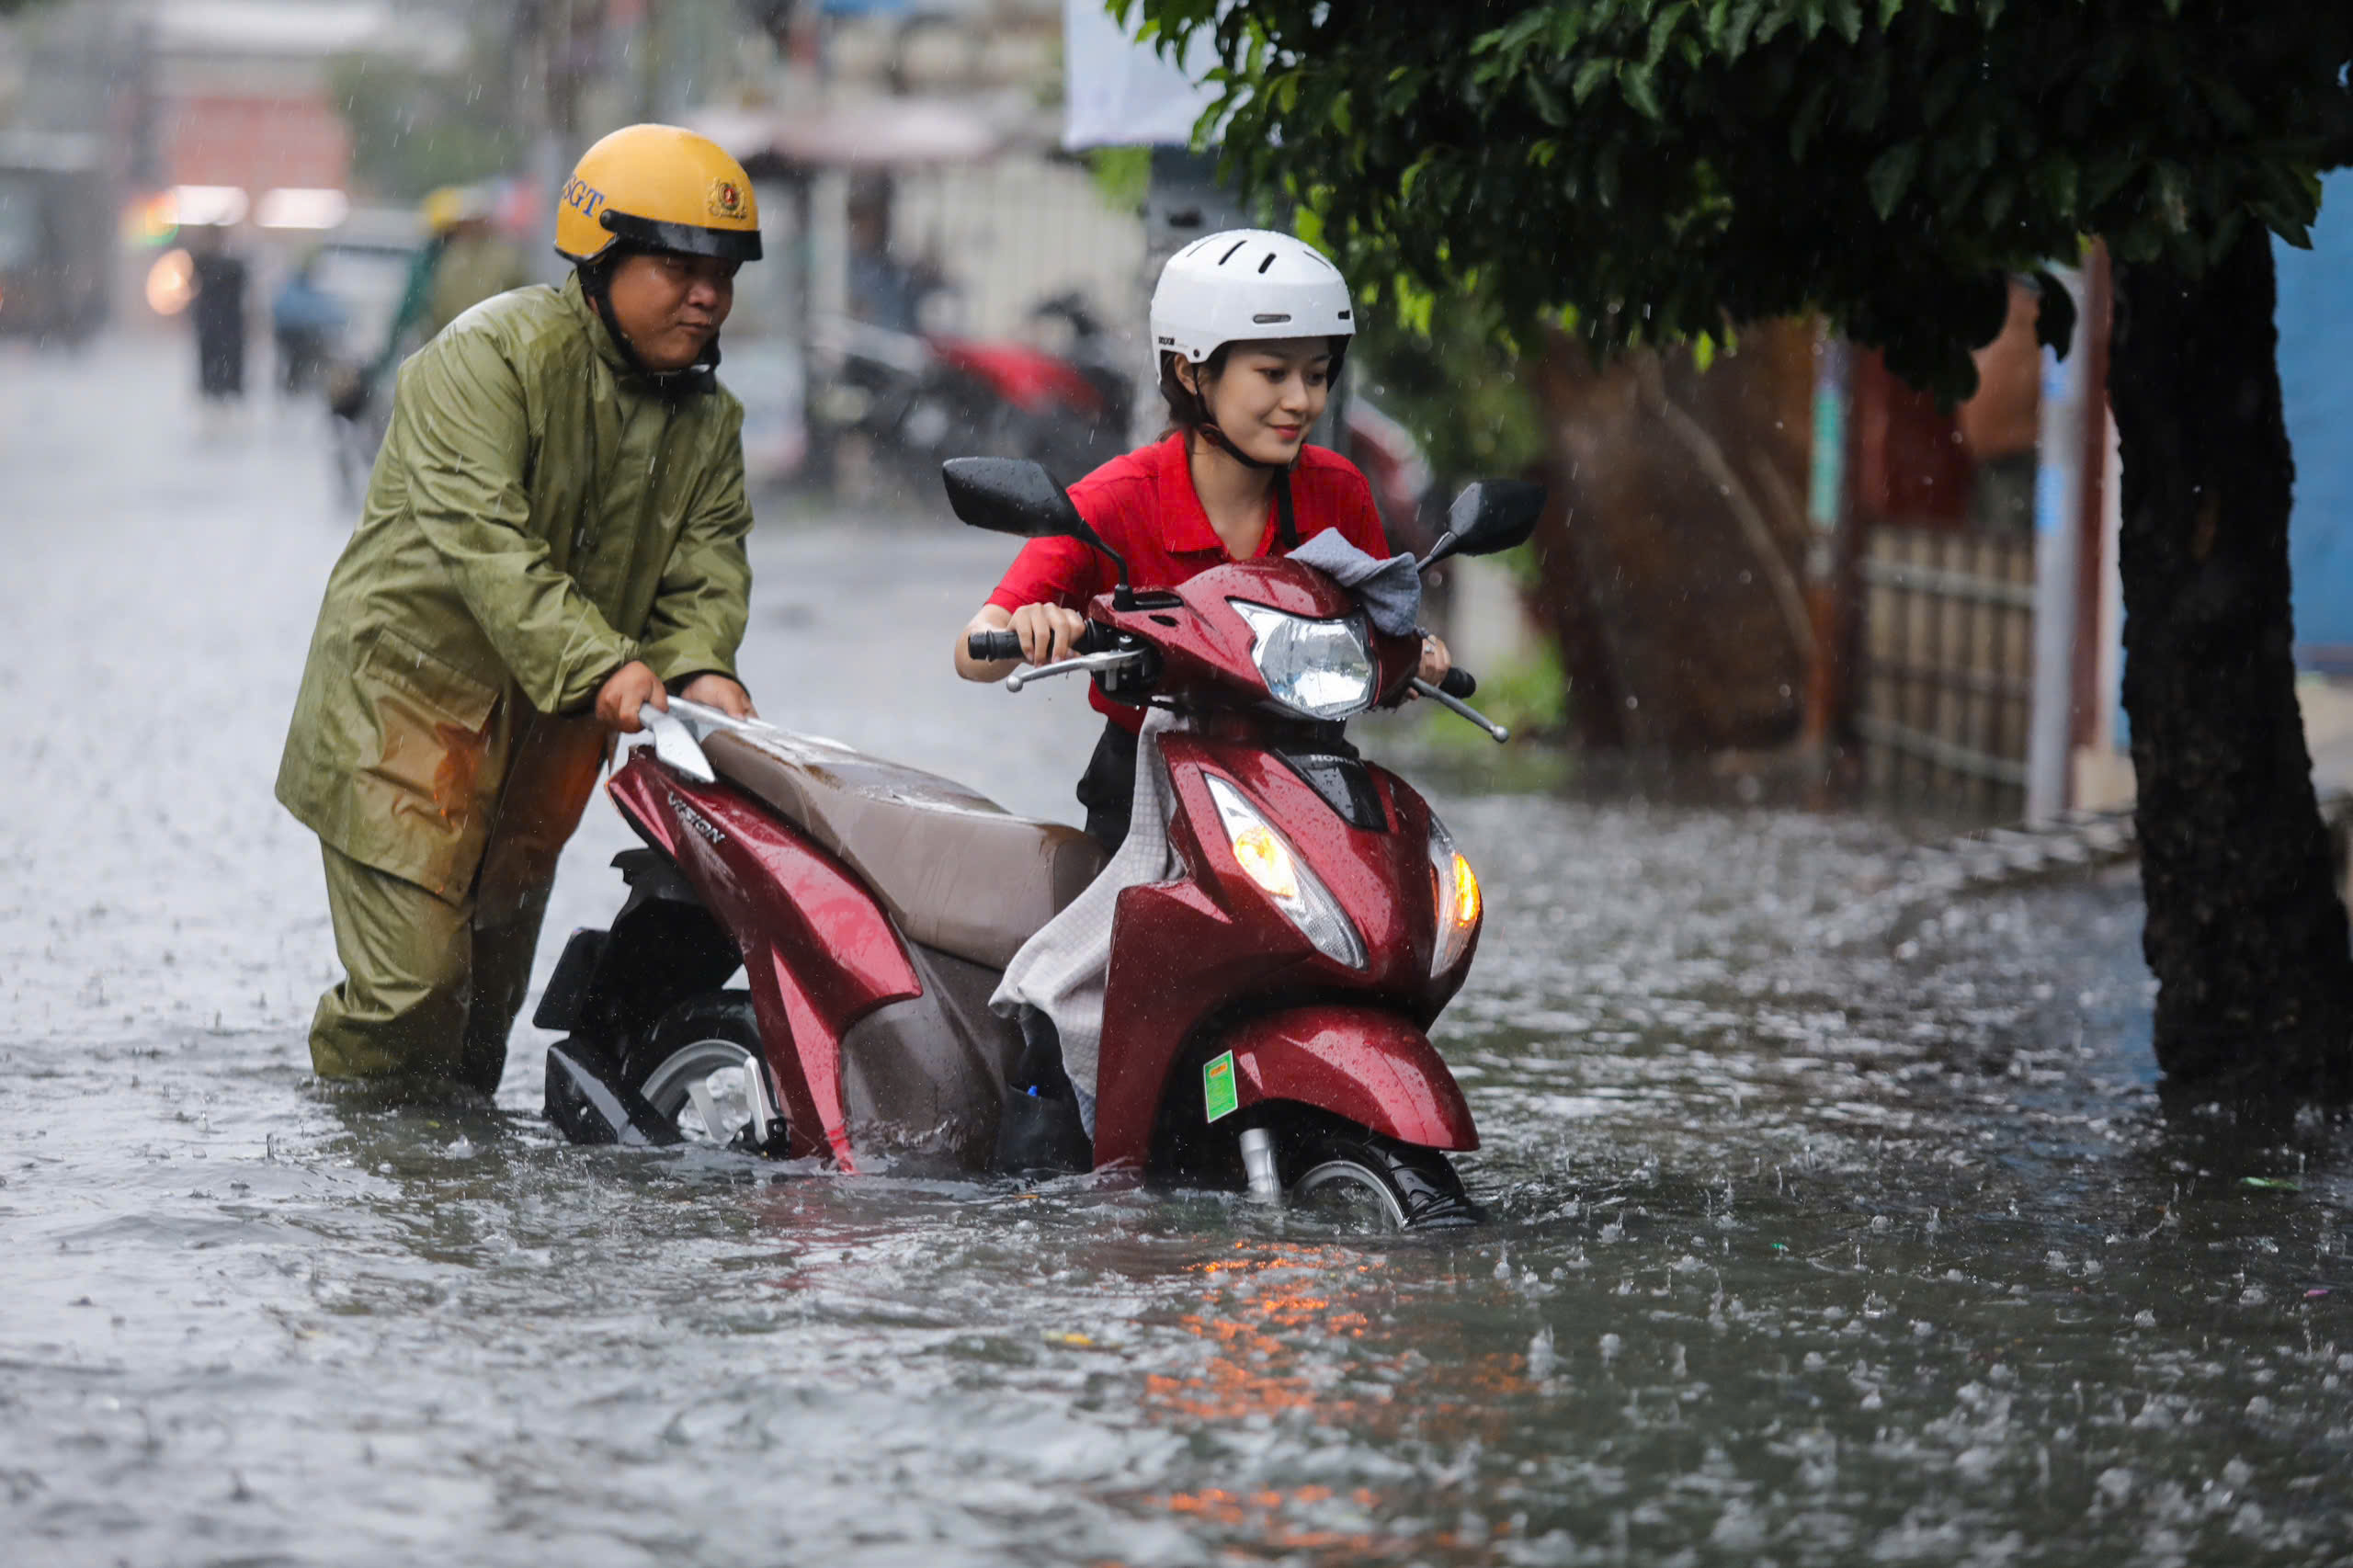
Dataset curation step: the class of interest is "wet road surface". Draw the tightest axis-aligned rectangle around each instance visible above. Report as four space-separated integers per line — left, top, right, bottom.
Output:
6 335 2351 1565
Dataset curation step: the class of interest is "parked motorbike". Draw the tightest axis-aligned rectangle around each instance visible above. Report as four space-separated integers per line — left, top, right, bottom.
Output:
951 290 1134 479
541 460 1542 1229
810 291 1132 491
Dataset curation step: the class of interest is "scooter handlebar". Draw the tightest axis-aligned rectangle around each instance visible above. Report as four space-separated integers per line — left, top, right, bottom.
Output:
1437 666 1478 699
968 624 1116 664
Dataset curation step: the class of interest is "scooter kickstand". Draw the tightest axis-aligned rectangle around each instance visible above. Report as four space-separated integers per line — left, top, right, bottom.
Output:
1239 1127 1282 1202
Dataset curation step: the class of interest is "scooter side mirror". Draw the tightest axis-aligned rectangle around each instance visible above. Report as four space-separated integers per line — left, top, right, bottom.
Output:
1418 480 1548 571
941 457 1086 540
941 456 1135 606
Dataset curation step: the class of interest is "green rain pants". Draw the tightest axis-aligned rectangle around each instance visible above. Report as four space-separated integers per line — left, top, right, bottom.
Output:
308 843 553 1096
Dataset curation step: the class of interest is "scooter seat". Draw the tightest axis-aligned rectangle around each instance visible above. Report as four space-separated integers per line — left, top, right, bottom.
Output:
699 729 1106 970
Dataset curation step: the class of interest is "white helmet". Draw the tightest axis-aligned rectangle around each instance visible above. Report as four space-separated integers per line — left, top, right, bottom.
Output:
1149 229 1354 363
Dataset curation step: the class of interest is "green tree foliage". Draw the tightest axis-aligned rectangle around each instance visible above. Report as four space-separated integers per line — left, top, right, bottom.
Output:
1128 0 2351 400
1086 144 1154 211
1352 291 1547 491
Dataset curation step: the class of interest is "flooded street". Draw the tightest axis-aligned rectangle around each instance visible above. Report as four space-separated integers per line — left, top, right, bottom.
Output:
6 335 2351 1566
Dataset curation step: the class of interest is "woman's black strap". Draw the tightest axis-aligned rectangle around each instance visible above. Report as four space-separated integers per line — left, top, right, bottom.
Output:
1197 423 1301 550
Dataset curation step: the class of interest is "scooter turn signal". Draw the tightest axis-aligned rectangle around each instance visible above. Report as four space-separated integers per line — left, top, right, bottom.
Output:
1204 775 1366 970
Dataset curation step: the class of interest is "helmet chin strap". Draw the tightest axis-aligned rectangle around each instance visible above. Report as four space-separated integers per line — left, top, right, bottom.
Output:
1192 424 1299 551
1194 421 1289 472
579 257 720 401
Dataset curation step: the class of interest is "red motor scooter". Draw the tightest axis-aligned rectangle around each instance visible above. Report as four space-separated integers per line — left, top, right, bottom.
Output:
540 460 1541 1228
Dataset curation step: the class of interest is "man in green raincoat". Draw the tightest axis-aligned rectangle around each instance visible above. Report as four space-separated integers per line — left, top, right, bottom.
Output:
363 185 537 389
278 124 767 1096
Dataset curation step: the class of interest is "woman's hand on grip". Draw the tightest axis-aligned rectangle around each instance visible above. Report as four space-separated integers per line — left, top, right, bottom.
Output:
1010 602 1089 665
1415 633 1452 687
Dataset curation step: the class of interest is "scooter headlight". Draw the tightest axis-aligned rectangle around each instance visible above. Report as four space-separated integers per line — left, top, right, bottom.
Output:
1204 774 1367 969
1230 601 1377 721
1427 812 1481 974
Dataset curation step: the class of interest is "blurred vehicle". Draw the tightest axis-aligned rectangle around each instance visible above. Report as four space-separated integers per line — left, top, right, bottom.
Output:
960 289 1134 478
271 256 347 396
305 206 426 503
811 288 1134 490
0 131 112 344
688 97 1140 499
1340 392 1438 550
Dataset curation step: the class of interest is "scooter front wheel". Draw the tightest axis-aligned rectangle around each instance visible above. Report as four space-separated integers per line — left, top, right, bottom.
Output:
1286 1129 1483 1231
625 992 781 1152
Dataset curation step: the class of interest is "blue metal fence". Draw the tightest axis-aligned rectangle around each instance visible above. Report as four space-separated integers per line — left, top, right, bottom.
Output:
2279 169 2353 669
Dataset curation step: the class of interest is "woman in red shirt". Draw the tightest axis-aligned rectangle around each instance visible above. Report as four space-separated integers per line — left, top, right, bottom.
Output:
953 230 1449 849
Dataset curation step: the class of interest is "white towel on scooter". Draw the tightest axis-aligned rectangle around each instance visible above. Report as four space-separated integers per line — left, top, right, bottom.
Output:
990 707 1181 1139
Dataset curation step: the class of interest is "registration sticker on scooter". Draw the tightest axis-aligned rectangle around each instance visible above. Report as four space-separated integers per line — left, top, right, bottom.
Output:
1202 1051 1239 1123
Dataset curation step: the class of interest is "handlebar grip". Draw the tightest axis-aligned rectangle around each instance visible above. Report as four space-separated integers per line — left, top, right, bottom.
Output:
1438 666 1478 699
971 624 1120 664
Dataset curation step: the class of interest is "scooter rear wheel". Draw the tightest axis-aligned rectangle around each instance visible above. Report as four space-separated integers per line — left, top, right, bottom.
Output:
624 992 780 1151
1286 1130 1483 1231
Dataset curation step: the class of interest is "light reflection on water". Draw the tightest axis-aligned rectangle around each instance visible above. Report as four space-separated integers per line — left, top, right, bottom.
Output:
8 786 2353 1565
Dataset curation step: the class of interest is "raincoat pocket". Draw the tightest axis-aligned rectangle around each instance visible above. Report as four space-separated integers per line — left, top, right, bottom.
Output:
354 626 501 841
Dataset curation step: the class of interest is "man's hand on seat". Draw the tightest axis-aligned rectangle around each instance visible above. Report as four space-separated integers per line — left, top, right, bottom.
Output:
679 673 756 721
597 660 666 733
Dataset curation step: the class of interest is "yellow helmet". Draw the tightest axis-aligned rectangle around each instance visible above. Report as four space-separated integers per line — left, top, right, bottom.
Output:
554 123 762 266
421 184 483 234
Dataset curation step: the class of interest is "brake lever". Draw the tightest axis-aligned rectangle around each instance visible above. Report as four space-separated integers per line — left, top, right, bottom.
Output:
1413 678 1510 744
1005 650 1143 693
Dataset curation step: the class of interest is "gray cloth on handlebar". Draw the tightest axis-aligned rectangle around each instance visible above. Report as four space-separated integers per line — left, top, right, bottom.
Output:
1283 530 1423 637
989 708 1180 1140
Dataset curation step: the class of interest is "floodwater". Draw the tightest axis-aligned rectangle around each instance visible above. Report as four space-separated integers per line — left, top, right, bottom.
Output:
6 336 2350 1566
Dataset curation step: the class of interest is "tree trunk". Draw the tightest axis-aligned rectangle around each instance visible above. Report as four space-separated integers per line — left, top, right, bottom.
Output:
2109 228 2353 1093
1525 466 1631 747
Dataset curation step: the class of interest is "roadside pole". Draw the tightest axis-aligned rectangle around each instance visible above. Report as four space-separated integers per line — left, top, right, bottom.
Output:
2027 268 2091 821
1801 325 1855 767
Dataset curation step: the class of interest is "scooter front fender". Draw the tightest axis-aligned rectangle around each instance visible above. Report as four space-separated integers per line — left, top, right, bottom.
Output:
1222 1006 1478 1153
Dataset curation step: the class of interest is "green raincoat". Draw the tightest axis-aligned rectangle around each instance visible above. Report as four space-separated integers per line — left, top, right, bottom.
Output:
277 271 752 917
426 233 535 341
